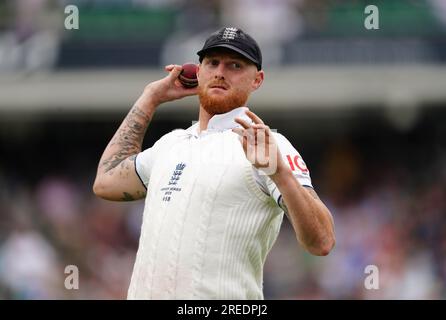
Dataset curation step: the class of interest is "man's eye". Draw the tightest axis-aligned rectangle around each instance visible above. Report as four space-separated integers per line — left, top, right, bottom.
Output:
232 62 241 69
211 60 219 66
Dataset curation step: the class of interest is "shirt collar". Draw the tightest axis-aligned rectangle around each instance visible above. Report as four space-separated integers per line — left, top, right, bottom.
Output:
186 106 253 137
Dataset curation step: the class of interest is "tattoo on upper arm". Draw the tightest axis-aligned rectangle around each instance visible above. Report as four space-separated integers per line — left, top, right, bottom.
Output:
121 192 135 201
121 190 147 201
100 105 151 173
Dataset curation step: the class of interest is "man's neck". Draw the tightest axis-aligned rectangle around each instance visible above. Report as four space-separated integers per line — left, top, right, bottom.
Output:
198 106 213 133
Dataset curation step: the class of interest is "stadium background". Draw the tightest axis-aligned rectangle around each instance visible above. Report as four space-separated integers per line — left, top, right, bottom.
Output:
0 0 445 299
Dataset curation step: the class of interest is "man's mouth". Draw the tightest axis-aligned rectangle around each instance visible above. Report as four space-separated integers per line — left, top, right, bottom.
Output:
209 84 228 90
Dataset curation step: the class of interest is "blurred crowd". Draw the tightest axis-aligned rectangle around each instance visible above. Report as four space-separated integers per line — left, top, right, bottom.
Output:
1 0 446 71
1 120 445 299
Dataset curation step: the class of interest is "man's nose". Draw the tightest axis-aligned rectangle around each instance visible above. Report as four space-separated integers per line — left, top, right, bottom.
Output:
214 64 226 79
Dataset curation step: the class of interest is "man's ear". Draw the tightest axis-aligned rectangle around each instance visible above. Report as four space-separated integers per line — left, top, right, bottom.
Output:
252 70 264 91
196 63 201 81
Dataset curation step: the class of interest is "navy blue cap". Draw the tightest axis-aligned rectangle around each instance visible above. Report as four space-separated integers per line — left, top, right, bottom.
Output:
197 27 262 70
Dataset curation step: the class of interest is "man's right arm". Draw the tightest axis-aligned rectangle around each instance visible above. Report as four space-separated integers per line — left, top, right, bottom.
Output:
92 102 154 201
93 64 198 201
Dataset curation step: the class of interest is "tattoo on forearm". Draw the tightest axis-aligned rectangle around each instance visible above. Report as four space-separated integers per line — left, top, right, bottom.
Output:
100 105 151 173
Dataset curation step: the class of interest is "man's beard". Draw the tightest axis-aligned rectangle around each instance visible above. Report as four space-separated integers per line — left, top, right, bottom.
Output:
198 83 249 115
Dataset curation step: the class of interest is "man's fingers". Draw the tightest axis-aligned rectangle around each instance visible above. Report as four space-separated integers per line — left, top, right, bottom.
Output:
234 123 270 146
246 110 264 125
252 124 270 134
181 86 200 96
234 117 251 129
232 128 248 152
168 65 183 80
164 64 183 80
256 126 266 146
232 128 244 136
232 128 249 142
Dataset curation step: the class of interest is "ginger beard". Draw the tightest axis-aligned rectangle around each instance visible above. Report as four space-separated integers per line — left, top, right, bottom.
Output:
198 82 249 115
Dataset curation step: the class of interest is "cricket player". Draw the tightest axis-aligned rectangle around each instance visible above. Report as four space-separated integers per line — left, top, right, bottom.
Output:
93 27 335 299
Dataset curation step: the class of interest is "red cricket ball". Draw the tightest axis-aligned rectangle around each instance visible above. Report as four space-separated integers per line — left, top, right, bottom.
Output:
179 63 198 88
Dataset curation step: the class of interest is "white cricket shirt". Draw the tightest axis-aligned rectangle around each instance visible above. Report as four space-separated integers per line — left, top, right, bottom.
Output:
128 107 312 299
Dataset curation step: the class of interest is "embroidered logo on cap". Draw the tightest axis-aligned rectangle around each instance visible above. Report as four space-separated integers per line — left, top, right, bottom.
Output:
221 27 238 40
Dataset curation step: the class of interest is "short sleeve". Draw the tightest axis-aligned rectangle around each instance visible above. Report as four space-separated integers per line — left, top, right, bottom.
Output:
255 132 313 212
135 131 180 188
135 147 156 188
274 132 312 188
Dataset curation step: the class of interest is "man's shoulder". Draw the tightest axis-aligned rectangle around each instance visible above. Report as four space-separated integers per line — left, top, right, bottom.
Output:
270 131 306 156
271 131 286 139
271 131 292 146
168 128 189 137
157 128 189 141
142 129 189 153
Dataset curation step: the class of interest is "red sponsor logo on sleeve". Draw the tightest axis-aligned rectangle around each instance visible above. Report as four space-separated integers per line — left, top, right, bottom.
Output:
286 154 309 173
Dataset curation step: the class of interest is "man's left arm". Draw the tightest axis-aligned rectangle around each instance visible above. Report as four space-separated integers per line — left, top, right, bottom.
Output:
233 110 335 256
269 164 335 256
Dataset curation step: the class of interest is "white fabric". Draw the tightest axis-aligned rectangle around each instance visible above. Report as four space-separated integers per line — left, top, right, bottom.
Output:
128 106 312 299
135 107 313 209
